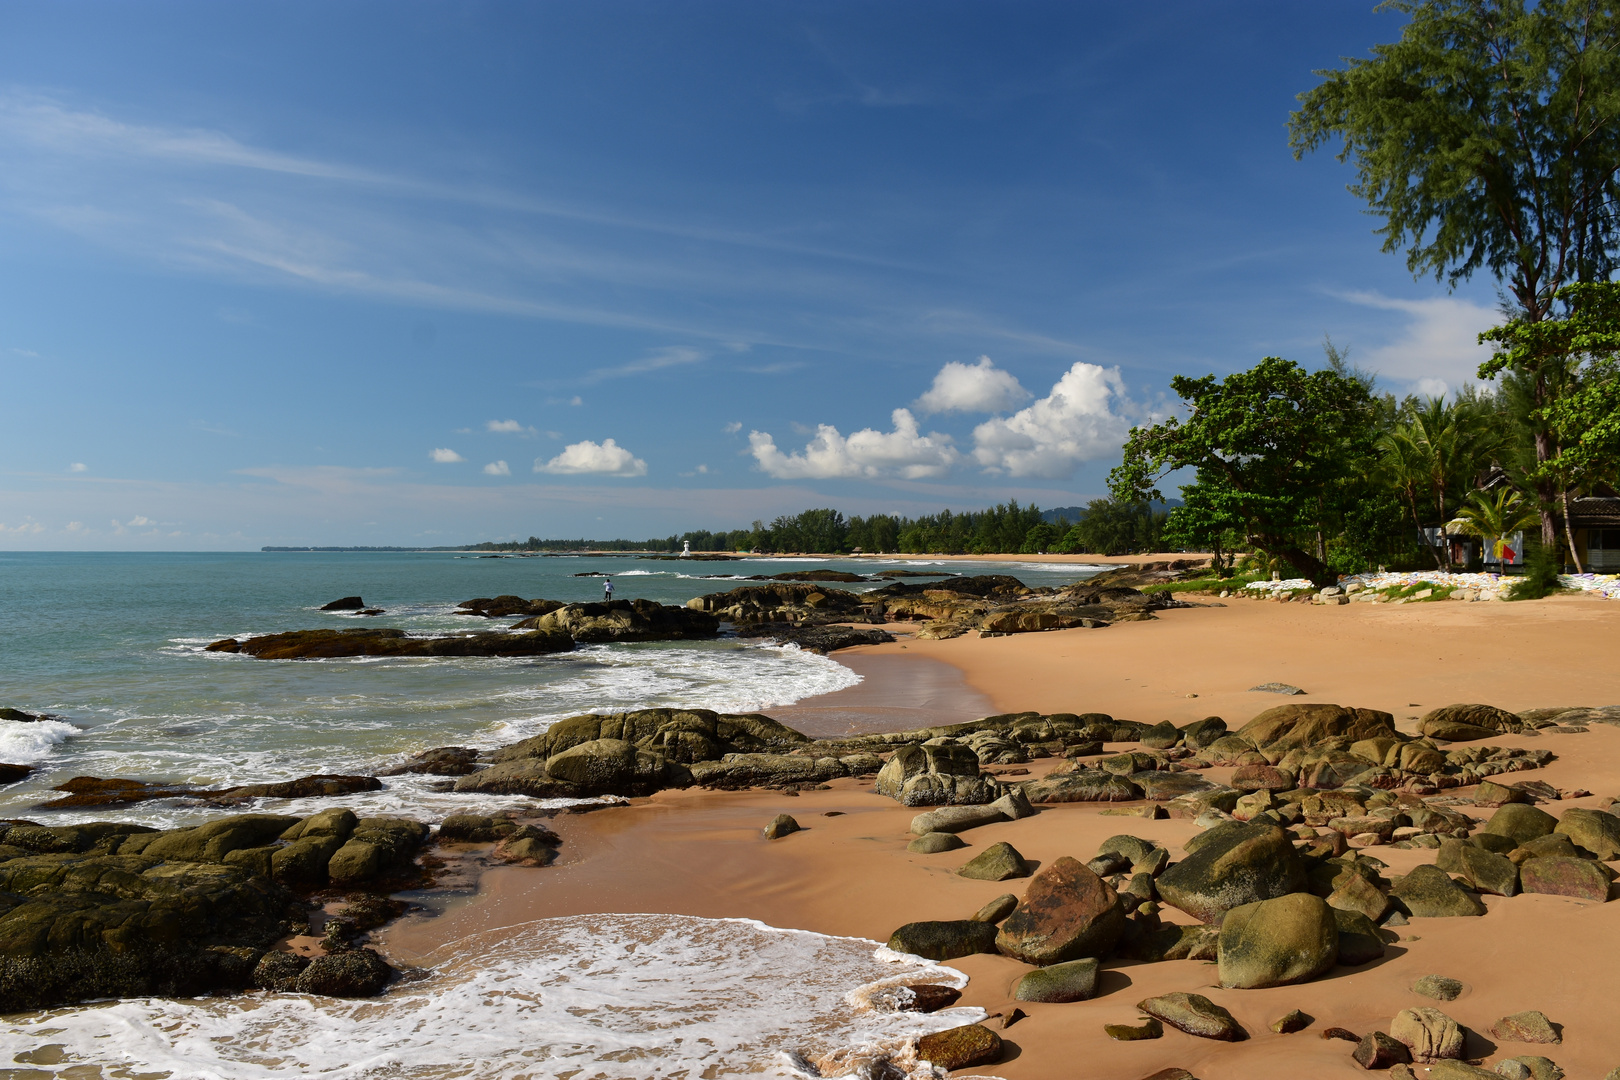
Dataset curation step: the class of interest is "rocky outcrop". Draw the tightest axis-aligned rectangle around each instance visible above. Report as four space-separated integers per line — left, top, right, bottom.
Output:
875 741 1000 806
514 599 719 642
686 582 880 625
1235 704 1398 752
456 595 565 618
320 596 366 611
0 809 430 1011
39 773 383 809
733 624 895 653
206 628 575 659
379 747 481 777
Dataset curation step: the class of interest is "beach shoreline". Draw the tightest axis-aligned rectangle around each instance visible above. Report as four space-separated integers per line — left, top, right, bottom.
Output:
378 592 1620 1079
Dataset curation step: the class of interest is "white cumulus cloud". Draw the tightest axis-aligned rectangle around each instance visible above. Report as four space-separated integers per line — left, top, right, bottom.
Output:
536 438 647 477
914 356 1030 414
483 460 510 476
486 419 535 435
749 408 959 480
430 447 464 463
1339 292 1500 398
971 362 1134 478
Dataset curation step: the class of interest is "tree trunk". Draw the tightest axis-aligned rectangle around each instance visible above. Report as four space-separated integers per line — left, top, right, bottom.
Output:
1562 488 1584 574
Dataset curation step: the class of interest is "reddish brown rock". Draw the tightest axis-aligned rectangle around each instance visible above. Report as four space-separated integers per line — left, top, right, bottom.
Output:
995 855 1126 964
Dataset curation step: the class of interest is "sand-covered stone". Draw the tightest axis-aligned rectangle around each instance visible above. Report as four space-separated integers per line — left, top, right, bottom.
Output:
762 814 799 839
956 840 1028 881
1421 704 1525 736
1217 892 1339 988
1491 1010 1560 1044
1413 974 1465 1001
909 804 1008 835
1013 957 1099 1002
995 856 1125 964
1137 992 1245 1040
1104 1017 1164 1041
1390 1006 1465 1061
907 831 965 854
1519 856 1614 902
1156 821 1306 923
1392 864 1486 917
1271 1008 1311 1033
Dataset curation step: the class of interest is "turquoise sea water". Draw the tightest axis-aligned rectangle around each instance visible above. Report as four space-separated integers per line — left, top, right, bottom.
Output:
0 551 1099 826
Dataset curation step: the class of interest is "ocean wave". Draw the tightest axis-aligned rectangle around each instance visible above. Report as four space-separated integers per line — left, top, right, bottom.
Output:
0 716 79 763
2 915 993 1080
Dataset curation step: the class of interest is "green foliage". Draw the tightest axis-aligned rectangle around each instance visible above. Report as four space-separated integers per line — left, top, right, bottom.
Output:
1289 1 1620 321
1448 488 1541 541
1110 356 1378 584
1020 522 1061 554
1051 498 1167 556
1377 395 1508 567
1508 542 1566 600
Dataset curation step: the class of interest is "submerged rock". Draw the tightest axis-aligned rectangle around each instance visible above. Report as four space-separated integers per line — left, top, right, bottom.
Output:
733 624 895 653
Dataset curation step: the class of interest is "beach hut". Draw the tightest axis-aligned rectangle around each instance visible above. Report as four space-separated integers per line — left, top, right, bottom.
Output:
1570 496 1620 571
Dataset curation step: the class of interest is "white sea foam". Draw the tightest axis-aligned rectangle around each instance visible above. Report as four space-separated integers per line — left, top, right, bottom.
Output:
0 716 79 763
2 915 997 1080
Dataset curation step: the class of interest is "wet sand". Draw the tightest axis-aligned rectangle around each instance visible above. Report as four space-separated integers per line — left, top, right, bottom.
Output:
381 593 1620 1080
772 652 996 738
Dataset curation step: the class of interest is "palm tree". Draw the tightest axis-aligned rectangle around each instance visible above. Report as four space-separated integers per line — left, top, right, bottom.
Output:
1447 489 1541 568
1378 397 1508 569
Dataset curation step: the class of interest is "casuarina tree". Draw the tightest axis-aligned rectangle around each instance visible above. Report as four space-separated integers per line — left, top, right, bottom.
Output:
1290 0 1620 541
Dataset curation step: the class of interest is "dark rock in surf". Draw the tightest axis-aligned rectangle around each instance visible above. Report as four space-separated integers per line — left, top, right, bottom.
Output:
319 596 366 611
379 747 481 776
291 947 394 997
733 623 895 653
513 599 719 642
456 595 565 619
0 763 31 784
205 627 576 659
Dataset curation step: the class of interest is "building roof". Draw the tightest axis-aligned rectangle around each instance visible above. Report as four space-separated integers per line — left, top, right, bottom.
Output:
1571 497 1620 529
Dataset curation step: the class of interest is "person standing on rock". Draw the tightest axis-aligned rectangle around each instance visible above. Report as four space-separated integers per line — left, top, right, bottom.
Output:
603 576 613 603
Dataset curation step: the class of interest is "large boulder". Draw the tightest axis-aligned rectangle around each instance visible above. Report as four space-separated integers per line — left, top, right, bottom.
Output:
1437 839 1520 897
886 920 1000 961
1519 856 1615 902
522 598 720 642
915 1024 1003 1071
1553 807 1620 859
1234 704 1397 752
1333 907 1387 965
875 741 999 806
1483 804 1559 846
995 856 1126 965
1013 957 1099 1002
1217 893 1339 989
543 739 691 797
493 708 809 765
1022 769 1144 803
1419 704 1525 738
1392 864 1487 917
1156 822 1307 924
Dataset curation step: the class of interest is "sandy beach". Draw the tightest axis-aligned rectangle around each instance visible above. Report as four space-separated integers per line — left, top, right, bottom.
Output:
382 592 1620 1080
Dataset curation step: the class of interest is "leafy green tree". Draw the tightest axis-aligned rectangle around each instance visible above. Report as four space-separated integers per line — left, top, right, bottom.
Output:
1020 522 1060 554
1290 1 1620 323
1377 396 1505 567
1447 487 1541 567
1483 281 1620 561
1293 1 1620 544
1110 357 1378 583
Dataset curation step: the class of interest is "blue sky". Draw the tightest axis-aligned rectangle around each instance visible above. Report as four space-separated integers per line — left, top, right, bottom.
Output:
0 1 1506 549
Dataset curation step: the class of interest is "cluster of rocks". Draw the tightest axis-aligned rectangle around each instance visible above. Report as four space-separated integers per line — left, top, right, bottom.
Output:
0 809 437 1011
875 701 1620 1077
684 573 1182 639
